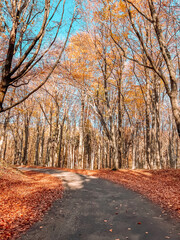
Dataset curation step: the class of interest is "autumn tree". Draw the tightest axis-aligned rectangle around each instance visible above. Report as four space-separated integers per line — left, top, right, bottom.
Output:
0 0 76 112
63 32 95 168
1 0 179 169
105 0 180 137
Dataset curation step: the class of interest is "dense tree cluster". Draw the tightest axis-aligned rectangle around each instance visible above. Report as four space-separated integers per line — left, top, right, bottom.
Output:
0 0 179 169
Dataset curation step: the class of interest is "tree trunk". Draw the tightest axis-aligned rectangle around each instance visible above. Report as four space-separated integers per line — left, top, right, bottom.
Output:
144 64 151 169
34 120 40 166
78 90 85 169
40 126 45 165
22 122 29 165
117 72 123 168
57 113 66 168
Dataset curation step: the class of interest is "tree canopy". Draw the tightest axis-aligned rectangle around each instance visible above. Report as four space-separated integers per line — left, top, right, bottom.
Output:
0 0 179 169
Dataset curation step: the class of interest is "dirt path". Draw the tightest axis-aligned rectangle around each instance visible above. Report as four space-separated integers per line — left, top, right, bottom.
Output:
19 168 180 240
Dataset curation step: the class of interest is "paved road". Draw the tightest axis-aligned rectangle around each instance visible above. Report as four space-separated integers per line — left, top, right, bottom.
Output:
19 168 180 240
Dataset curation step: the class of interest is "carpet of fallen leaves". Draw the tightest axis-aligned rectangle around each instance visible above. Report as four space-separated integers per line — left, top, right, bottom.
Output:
0 167 63 240
3 166 179 240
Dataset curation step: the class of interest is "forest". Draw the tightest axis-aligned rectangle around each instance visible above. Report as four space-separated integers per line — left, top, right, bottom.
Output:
0 0 179 170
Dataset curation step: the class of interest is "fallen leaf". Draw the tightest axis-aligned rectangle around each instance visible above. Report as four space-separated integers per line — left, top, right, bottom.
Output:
109 229 113 232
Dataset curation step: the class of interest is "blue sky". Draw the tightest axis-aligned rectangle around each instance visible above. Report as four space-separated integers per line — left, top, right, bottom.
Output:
50 0 82 40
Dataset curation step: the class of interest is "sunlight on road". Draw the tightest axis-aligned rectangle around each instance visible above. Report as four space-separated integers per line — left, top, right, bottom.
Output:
53 172 84 190
18 167 98 191
52 172 97 190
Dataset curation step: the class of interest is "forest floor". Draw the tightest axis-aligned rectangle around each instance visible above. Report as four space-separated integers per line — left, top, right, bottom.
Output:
0 166 180 239
21 166 180 219
0 167 63 240
18 167 180 240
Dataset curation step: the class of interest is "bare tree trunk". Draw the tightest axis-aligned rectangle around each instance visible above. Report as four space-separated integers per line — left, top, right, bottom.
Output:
177 138 180 168
112 125 119 169
57 113 66 168
151 83 156 169
155 77 162 169
45 107 53 166
22 109 32 165
132 124 139 169
34 119 40 166
145 66 151 169
97 144 101 169
116 53 123 168
0 109 11 162
40 126 45 165
78 90 85 169
91 146 95 170
62 136 67 168
70 143 75 169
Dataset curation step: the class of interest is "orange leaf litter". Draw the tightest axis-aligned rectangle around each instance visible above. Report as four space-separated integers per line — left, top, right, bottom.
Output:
0 167 63 240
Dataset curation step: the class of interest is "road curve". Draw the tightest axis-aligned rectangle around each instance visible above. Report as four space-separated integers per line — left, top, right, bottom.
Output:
18 168 180 240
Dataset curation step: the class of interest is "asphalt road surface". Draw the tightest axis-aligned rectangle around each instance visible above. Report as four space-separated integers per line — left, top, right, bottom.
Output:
18 168 180 240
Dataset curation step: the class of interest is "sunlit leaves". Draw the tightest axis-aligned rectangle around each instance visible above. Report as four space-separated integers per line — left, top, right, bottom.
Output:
66 32 95 86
